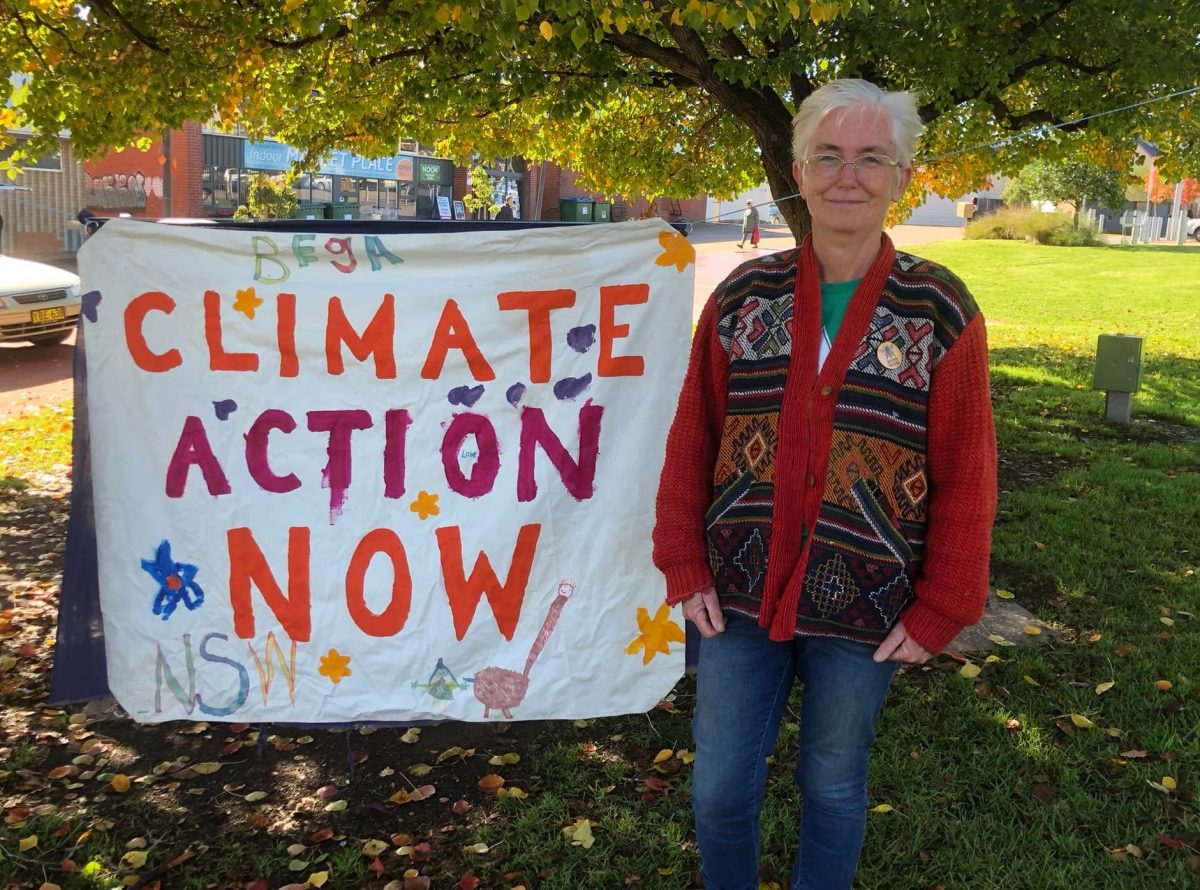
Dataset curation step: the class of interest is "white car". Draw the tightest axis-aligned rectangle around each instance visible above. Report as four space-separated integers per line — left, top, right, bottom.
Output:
0 253 82 345
1188 218 1200 242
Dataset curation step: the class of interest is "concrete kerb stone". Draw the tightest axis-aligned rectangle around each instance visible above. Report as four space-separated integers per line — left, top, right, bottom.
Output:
949 589 1052 653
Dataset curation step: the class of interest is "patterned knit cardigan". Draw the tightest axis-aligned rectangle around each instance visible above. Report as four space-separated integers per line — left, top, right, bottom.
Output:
653 235 997 654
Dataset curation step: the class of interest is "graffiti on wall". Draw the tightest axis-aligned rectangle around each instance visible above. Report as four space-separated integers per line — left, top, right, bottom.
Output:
84 172 164 211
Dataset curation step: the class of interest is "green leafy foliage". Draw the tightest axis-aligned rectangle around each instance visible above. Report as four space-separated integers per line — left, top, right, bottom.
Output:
460 164 495 219
1 3 1199 232
230 173 299 221
1008 158 1129 224
964 208 1099 245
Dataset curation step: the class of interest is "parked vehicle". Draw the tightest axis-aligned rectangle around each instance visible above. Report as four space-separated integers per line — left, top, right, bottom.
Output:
1187 217 1200 242
0 210 82 345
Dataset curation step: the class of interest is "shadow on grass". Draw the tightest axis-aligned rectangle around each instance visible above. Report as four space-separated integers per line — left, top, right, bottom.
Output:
987 344 1200 619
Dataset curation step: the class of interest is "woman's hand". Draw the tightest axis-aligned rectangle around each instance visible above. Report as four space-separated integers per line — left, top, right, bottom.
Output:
682 585 726 638
872 619 932 664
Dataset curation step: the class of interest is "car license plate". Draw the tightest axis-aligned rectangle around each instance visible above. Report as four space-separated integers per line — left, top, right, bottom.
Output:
30 307 66 324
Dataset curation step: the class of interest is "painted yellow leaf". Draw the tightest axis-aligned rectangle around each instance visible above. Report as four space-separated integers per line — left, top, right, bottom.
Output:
1095 681 1115 695
126 837 147 849
244 791 267 802
1023 675 1040 686
1155 680 1174 691
1069 714 1096 729
110 774 131 793
286 843 306 856
488 753 520 765
409 763 433 776
655 230 695 272
680 750 695 764
120 850 147 867
1160 616 1175 626
995 589 1015 599
308 871 329 887
497 786 527 798
297 736 314 745
463 842 489 854
986 634 1008 644
362 839 388 856
539 20 554 40
959 663 982 679
869 803 894 813
1162 776 1177 790
191 762 221 775
324 799 347 812
400 728 421 744
1023 625 1042 636
984 655 1001 664
653 749 674 764
19 834 37 851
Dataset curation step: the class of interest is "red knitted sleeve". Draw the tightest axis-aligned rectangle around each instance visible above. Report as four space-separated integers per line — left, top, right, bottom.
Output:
652 297 729 605
901 312 997 653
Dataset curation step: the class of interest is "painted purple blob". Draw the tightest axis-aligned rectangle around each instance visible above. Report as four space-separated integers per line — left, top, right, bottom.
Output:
81 290 102 323
554 373 592 401
448 384 485 408
506 382 527 407
213 399 238 421
567 324 596 353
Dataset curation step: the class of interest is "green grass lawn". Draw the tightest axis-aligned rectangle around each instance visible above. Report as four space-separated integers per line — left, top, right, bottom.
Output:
1 241 1196 889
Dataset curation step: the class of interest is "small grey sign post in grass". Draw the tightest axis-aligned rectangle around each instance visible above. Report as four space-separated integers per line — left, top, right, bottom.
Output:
1093 334 1143 424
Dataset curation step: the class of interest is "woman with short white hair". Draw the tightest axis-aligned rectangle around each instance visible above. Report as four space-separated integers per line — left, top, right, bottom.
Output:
654 79 997 889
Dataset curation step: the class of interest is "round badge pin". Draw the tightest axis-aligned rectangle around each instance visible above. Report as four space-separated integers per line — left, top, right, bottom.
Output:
877 340 904 370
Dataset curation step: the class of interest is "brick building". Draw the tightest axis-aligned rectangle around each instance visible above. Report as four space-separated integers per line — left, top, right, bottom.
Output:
2 124 707 262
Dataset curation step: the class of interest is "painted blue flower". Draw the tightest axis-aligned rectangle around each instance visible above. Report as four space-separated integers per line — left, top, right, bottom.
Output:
140 540 204 620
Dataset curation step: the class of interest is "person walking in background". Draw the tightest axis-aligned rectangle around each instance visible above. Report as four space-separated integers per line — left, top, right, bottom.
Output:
495 195 517 220
737 199 760 248
654 78 997 890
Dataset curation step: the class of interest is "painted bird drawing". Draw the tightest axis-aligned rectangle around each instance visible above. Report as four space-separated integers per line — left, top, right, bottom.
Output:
473 579 576 719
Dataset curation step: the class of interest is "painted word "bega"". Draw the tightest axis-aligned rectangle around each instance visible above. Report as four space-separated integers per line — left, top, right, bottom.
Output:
123 285 648 381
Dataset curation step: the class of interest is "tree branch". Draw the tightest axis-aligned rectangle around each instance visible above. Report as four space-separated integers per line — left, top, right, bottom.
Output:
88 0 166 55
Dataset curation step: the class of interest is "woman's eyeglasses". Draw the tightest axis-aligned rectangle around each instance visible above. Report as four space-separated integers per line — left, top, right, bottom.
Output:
802 153 901 180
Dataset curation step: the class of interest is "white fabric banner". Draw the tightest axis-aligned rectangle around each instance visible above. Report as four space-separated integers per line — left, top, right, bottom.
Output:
79 218 693 724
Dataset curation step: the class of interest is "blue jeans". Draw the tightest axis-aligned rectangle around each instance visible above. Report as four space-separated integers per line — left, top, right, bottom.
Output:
692 613 899 890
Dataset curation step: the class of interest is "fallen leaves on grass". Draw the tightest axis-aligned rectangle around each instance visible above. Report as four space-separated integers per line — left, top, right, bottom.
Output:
477 774 505 793
562 817 595 848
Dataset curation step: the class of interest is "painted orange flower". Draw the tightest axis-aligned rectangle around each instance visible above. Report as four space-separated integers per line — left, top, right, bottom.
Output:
318 648 352 684
625 603 687 665
654 230 695 272
409 490 440 520
233 286 263 319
